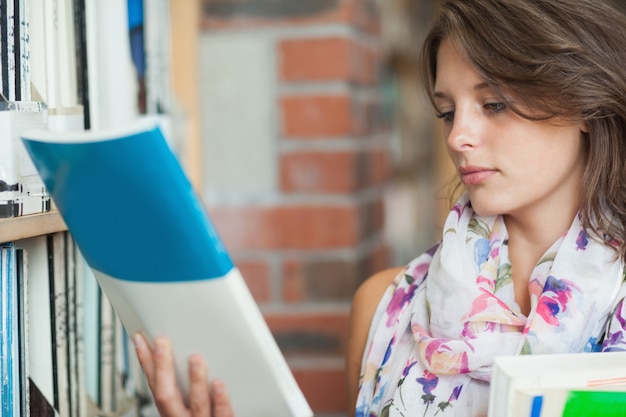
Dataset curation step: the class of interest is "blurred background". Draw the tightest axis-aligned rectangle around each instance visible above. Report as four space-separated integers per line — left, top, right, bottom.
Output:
154 0 626 415
6 0 626 416
163 0 626 414
168 1 447 415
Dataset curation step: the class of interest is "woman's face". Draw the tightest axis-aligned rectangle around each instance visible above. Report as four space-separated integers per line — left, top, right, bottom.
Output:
433 40 587 220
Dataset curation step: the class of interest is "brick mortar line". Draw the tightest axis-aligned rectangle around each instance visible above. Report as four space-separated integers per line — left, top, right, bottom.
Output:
277 83 382 96
201 22 381 45
286 356 346 368
279 137 391 152
203 183 388 206
267 253 283 303
259 302 351 315
200 22 353 39
227 232 386 261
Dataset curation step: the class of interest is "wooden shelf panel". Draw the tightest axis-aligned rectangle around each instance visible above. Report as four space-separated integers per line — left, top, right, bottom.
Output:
0 211 67 242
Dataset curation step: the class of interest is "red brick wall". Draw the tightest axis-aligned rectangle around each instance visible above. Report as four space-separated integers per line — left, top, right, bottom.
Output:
202 1 390 414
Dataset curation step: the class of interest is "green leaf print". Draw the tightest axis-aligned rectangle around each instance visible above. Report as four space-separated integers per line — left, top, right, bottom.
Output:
520 340 533 355
467 218 491 240
495 263 512 293
536 251 557 266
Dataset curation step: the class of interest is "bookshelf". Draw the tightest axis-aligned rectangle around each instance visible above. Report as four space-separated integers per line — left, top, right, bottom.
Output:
0 1 200 416
0 212 67 243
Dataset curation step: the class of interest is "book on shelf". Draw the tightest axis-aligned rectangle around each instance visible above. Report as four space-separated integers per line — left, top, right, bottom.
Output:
1 243 20 417
20 117 314 417
1 243 32 417
20 235 59 417
84 0 139 131
1 0 31 102
488 351 626 417
0 101 50 218
29 0 85 133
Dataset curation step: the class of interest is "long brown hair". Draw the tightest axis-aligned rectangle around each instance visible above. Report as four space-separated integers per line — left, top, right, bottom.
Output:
421 0 626 261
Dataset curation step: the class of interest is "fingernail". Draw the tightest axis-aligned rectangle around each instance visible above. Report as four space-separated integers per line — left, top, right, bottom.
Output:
133 333 144 349
189 354 203 375
154 337 166 355
212 380 225 395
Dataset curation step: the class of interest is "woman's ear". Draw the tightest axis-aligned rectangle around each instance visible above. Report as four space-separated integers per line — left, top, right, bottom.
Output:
581 121 589 133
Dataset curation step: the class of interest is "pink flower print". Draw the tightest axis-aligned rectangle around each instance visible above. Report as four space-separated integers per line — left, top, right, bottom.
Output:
385 282 417 327
476 275 491 286
461 320 496 339
466 288 516 320
536 276 575 326
451 202 464 218
462 289 524 338
421 338 471 374
410 261 430 280
576 230 589 251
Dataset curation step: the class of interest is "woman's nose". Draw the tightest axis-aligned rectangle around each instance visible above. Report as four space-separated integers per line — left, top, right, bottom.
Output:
446 109 480 152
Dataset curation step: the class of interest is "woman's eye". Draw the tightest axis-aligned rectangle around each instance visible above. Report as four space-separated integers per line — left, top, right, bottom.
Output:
436 111 454 124
484 102 506 113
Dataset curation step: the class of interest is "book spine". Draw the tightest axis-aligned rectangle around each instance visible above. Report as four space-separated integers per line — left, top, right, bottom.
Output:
21 235 58 417
17 248 31 417
48 233 71 417
65 235 80 417
98 293 115 413
4 0 16 100
17 0 31 101
1 243 22 417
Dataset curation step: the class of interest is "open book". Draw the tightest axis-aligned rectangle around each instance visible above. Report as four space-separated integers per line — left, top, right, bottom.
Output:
21 118 313 417
488 351 626 417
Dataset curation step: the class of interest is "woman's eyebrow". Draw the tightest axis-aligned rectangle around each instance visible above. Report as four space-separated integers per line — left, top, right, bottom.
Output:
474 82 489 91
433 82 491 99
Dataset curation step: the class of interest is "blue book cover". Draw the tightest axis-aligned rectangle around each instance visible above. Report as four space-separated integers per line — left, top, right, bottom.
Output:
1 243 21 417
21 117 313 417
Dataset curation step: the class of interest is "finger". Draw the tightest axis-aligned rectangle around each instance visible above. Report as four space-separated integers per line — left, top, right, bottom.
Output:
211 379 235 417
151 336 190 417
188 354 211 417
133 333 155 385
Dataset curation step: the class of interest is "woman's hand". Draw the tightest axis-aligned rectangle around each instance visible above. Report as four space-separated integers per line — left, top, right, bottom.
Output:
133 333 235 417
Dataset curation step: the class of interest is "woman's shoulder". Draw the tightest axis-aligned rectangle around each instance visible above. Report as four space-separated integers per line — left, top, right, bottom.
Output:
351 267 404 319
346 266 404 414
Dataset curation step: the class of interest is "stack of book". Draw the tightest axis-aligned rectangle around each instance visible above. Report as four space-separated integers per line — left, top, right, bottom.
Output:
488 351 626 417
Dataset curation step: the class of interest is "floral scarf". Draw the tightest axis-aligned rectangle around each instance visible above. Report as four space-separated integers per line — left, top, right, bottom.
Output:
356 195 626 417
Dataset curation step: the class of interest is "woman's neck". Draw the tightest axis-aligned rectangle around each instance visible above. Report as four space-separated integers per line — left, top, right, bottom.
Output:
503 202 580 316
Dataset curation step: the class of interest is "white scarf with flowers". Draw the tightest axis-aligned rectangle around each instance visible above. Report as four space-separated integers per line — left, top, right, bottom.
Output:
355 194 626 417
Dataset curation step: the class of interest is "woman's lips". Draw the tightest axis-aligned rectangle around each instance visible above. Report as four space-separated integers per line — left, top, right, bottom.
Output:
459 167 498 185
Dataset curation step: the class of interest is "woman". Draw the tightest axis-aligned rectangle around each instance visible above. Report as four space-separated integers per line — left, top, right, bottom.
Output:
135 0 626 416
